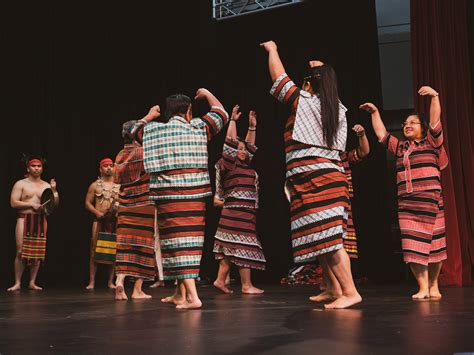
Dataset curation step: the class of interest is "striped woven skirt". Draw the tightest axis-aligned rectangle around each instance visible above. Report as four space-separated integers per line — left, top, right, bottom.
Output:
213 207 266 270
286 161 349 263
344 200 358 259
155 198 206 280
115 205 156 280
20 213 47 264
398 190 447 265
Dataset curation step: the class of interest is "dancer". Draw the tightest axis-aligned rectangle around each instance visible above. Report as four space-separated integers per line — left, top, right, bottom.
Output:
261 40 361 309
132 89 228 309
114 120 158 300
213 105 265 295
360 85 448 300
8 156 58 291
311 124 369 301
85 158 120 290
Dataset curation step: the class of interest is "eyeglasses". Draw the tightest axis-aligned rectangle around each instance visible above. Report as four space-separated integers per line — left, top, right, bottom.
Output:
402 121 421 128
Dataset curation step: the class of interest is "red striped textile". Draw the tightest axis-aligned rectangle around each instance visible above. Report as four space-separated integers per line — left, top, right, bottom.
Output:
398 190 447 265
20 213 47 264
115 205 156 280
287 158 349 263
155 198 206 280
214 207 266 270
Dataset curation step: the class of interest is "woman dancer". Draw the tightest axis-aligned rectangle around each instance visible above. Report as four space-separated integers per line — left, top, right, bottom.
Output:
213 105 265 294
261 40 361 309
360 85 448 300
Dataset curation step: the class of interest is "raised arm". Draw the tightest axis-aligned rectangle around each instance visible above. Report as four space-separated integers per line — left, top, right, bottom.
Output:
195 88 229 140
131 105 161 144
418 86 440 128
260 41 285 82
84 182 104 220
245 110 257 145
352 124 370 158
359 103 387 141
227 105 241 139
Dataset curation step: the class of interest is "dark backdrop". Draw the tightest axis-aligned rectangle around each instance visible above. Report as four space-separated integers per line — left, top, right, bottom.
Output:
1 1 402 288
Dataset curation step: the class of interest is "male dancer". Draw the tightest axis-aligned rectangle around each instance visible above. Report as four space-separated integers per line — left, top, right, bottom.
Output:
8 156 57 291
133 89 228 309
85 158 120 289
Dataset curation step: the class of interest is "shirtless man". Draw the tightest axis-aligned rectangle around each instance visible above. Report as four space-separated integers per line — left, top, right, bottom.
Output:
8 157 57 291
85 158 120 290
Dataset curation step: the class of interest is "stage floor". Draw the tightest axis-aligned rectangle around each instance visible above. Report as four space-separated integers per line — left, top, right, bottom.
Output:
1 284 473 354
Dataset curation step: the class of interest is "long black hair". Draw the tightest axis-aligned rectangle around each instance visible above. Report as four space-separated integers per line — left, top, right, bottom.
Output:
306 65 340 149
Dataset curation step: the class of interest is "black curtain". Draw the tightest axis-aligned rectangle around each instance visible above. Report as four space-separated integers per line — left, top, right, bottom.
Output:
1 1 397 288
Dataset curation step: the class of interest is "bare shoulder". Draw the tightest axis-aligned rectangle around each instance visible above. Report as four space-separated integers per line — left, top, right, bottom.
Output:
12 179 27 190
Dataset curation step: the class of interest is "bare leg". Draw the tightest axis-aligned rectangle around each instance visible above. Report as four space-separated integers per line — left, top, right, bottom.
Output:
214 258 233 294
107 265 116 289
28 261 43 290
428 262 443 299
161 282 186 305
409 263 430 299
323 249 362 309
115 274 128 301
132 278 152 299
8 218 25 291
86 222 98 290
176 279 202 309
240 267 264 294
310 258 341 302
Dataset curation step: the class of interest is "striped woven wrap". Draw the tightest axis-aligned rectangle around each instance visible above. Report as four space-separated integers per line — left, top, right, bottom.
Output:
156 198 206 280
398 190 447 265
287 157 349 263
20 213 47 264
115 205 156 280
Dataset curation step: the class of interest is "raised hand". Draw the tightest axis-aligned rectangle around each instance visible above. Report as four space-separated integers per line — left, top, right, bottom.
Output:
195 88 211 101
249 110 257 128
308 60 324 68
260 41 277 52
418 86 438 97
145 105 161 122
359 102 379 114
352 124 365 137
231 105 242 121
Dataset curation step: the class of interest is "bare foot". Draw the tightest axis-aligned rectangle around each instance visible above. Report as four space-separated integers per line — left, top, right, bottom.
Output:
324 293 362 309
149 280 165 288
412 290 430 300
132 291 152 299
115 284 128 301
429 287 442 300
161 294 185 305
7 284 21 292
176 299 202 310
28 284 43 291
242 286 264 294
309 290 341 303
108 283 116 289
213 280 233 294
85 283 95 290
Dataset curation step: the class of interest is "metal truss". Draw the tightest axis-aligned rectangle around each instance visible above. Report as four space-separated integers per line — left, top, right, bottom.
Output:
213 0 302 20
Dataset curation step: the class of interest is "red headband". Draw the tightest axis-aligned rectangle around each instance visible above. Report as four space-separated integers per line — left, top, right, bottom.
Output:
28 159 43 167
100 158 113 167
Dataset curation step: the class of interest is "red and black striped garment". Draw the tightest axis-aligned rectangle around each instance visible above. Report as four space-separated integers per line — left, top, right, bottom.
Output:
155 198 206 280
270 73 348 262
340 149 365 259
19 213 47 264
381 121 447 265
213 137 265 270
